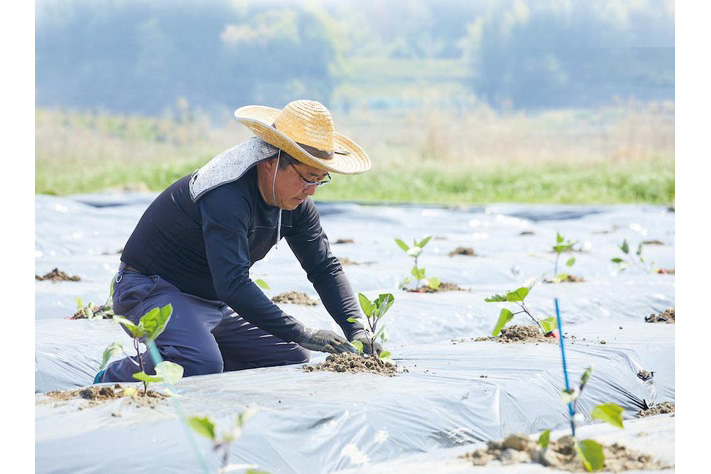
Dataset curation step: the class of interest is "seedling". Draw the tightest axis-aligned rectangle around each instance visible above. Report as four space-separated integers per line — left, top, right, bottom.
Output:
550 232 578 282
539 366 624 472
611 239 656 273
484 279 556 336
254 279 270 290
101 304 180 395
348 293 394 360
188 407 257 473
395 236 440 291
72 275 118 319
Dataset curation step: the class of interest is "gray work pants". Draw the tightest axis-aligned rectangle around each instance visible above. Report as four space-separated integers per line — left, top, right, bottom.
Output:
100 266 309 383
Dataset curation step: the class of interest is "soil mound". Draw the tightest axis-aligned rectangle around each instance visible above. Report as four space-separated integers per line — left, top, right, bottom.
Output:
448 246 476 257
544 274 585 283
42 384 167 409
645 308 675 323
475 325 557 344
271 291 319 306
36 268 81 282
70 304 114 319
637 401 675 418
408 282 468 293
302 353 398 376
461 433 670 472
335 238 354 244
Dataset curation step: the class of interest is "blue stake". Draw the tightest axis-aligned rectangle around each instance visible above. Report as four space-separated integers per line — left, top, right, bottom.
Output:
555 298 576 437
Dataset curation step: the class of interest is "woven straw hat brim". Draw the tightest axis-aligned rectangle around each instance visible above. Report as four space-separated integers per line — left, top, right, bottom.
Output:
234 105 371 175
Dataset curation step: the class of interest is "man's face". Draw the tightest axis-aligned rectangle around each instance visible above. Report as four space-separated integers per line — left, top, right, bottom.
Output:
262 158 330 211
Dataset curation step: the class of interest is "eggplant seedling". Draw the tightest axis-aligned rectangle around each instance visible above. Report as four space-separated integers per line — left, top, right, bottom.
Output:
101 304 180 395
484 279 556 336
188 407 257 473
611 239 656 273
550 232 579 282
538 366 625 472
395 236 440 291
348 293 394 360
72 275 118 319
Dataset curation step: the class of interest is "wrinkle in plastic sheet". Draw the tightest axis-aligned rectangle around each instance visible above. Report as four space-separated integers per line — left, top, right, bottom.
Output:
35 194 674 473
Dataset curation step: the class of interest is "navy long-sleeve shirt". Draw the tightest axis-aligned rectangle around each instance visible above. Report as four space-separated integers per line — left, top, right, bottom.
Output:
120 166 364 342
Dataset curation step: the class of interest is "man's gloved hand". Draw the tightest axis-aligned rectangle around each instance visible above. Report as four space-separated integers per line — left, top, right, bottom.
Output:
296 328 358 354
350 331 383 356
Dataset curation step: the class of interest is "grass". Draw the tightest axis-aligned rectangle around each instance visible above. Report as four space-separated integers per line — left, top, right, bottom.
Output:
35 105 674 205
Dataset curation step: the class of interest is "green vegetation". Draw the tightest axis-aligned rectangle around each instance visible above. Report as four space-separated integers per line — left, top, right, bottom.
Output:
611 239 657 273
551 232 578 281
349 293 395 359
394 236 440 291
187 408 258 473
35 107 674 205
484 279 557 336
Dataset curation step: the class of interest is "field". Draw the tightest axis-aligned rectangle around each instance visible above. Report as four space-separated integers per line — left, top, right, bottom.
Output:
35 101 674 205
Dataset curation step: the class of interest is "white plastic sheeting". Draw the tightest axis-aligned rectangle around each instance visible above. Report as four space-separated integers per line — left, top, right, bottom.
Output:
35 193 675 473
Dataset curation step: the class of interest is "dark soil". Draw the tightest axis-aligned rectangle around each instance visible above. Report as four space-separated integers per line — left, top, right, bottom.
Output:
637 370 654 382
656 268 675 274
35 268 81 282
448 246 477 257
474 325 557 344
645 308 675 324
335 238 354 244
42 384 167 410
460 433 670 472
69 304 114 319
642 240 664 245
302 353 398 376
519 230 535 236
637 402 675 418
544 274 585 283
271 291 319 306
408 282 468 293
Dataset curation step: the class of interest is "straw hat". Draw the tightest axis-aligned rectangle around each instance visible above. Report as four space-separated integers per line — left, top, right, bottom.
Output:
234 100 371 175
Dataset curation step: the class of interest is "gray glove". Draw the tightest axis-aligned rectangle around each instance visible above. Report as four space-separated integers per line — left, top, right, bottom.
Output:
350 330 383 356
296 328 358 354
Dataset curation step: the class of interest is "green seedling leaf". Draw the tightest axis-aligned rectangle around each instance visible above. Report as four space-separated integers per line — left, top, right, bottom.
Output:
492 308 514 336
417 236 432 248
140 304 173 340
575 439 605 472
426 277 441 289
553 274 568 283
254 279 270 290
76 297 83 311
399 277 411 289
346 317 360 323
374 325 386 342
611 257 624 263
350 340 364 354
553 244 571 253
407 246 423 257
411 266 426 279
85 306 95 319
580 366 593 387
114 315 144 339
484 293 508 302
358 293 373 317
379 351 392 359
374 293 395 318
557 232 564 244
620 239 629 254
155 361 184 385
506 287 529 302
133 371 163 384
100 342 124 370
539 317 557 334
394 239 409 252
566 257 576 267
537 429 551 449
109 273 117 298
187 416 216 440
636 243 643 256
591 403 624 429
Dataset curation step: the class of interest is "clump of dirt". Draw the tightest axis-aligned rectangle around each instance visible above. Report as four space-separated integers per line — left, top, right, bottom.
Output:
642 240 664 245
69 304 114 319
35 268 81 282
271 291 319 306
448 246 477 257
544 274 585 283
475 325 557 344
637 370 654 382
637 402 675 418
302 353 398 376
519 230 535 236
645 308 675 324
407 282 468 293
460 433 670 472
42 384 168 410
656 268 675 274
335 238 354 244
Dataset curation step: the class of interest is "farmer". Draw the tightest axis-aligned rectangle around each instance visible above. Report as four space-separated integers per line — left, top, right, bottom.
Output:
96 100 379 383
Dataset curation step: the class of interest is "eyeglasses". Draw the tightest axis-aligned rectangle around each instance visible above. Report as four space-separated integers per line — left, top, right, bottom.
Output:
289 163 331 188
